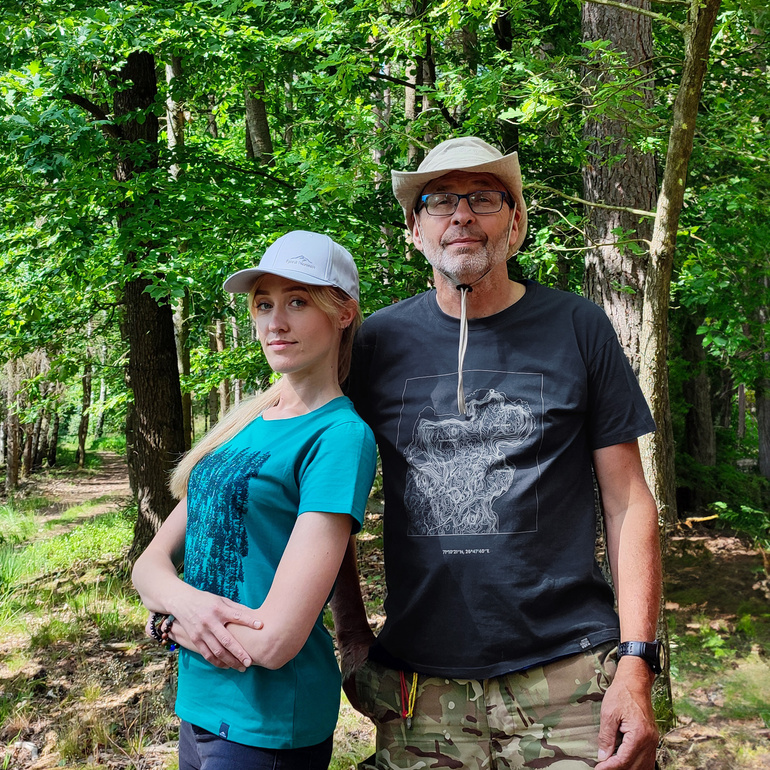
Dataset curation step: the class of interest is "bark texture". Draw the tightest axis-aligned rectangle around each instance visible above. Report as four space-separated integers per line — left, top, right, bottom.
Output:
639 0 722 523
244 82 274 165
113 51 186 562
582 0 657 376
681 316 716 467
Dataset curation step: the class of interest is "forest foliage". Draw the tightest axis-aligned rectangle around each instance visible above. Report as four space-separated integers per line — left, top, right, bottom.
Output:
0 0 768 548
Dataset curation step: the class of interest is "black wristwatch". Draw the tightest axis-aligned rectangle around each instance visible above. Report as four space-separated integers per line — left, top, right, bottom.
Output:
617 640 663 675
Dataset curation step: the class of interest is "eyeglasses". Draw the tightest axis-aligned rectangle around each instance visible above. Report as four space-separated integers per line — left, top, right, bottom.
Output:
417 190 513 217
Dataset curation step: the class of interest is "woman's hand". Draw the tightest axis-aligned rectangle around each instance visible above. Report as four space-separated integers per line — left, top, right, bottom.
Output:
167 590 264 670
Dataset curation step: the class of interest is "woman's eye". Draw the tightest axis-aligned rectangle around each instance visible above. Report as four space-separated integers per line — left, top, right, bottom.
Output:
289 298 307 308
255 301 271 311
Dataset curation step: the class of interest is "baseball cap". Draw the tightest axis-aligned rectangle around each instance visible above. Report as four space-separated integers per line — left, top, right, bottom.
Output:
223 230 359 301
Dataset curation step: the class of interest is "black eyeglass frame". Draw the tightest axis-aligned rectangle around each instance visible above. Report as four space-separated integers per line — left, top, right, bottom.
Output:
415 190 515 216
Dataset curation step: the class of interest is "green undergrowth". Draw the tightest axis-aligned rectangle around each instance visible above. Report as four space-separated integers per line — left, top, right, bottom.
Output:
662 532 770 768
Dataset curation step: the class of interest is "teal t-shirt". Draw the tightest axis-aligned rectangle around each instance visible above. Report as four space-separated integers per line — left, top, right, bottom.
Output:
175 396 376 749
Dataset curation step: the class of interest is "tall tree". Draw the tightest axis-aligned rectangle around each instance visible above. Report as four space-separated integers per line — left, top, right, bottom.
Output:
639 0 723 521
581 0 657 376
110 51 185 561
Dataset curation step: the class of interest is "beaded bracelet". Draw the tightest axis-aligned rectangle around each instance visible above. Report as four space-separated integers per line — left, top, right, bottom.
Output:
162 615 178 652
149 612 166 644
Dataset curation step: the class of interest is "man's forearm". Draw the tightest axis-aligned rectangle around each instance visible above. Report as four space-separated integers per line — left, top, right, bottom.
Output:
330 536 376 660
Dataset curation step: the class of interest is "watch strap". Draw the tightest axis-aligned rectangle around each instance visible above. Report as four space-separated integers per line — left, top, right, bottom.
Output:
617 640 662 675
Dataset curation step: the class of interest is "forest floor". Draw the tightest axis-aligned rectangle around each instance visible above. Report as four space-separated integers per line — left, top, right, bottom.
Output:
1 453 769 769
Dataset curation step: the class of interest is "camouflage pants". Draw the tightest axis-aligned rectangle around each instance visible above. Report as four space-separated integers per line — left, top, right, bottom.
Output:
353 642 617 770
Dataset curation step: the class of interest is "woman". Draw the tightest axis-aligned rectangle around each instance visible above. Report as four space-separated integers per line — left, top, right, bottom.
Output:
132 230 376 770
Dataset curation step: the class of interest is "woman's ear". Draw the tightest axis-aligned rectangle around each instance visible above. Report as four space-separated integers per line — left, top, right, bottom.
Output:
338 303 358 330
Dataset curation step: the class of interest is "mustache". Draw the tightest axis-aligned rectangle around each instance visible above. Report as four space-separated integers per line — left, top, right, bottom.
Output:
440 227 488 247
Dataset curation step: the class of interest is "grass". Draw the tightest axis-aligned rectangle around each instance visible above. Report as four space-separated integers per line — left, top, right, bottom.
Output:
2 475 769 769
661 532 770 769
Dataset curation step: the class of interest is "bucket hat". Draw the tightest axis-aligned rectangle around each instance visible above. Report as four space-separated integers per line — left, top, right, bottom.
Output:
223 230 359 301
391 136 527 254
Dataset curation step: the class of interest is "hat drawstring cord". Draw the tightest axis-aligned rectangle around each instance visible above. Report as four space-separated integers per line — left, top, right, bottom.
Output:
456 284 471 415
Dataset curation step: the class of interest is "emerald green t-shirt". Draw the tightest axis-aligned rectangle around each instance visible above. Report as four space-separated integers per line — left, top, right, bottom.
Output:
175 396 376 749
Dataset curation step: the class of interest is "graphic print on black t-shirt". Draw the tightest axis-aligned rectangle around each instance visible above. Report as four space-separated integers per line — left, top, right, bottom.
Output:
185 446 270 602
397 370 543 537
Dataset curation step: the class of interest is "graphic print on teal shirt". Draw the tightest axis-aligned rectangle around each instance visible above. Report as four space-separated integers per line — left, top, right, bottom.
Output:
185 446 270 603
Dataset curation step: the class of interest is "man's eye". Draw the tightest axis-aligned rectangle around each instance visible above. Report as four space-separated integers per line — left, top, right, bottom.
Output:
473 193 493 204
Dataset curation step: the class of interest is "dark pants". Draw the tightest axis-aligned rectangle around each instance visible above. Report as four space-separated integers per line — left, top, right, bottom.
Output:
179 721 334 770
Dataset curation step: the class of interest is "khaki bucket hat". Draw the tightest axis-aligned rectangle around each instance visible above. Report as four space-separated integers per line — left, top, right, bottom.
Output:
391 137 528 254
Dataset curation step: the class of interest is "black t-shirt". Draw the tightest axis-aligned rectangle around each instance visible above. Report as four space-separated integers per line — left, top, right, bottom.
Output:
348 280 656 678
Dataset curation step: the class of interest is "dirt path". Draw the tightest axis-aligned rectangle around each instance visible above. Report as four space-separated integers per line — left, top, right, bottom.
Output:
26 451 132 534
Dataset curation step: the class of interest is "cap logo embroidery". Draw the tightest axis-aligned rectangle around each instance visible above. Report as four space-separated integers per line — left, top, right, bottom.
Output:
286 254 316 269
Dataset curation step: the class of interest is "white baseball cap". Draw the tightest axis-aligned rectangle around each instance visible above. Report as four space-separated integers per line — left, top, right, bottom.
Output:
391 136 528 254
223 230 359 301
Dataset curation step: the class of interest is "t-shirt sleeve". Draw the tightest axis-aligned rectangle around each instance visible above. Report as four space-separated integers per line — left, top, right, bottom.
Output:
345 322 375 425
296 420 377 534
587 333 657 449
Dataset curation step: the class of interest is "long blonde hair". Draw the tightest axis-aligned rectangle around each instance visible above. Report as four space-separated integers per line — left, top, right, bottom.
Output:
169 281 361 500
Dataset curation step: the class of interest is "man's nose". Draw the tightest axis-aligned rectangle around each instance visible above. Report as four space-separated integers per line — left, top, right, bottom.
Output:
451 197 476 226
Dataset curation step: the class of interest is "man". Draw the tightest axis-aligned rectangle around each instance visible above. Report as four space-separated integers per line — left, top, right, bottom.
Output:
330 137 662 770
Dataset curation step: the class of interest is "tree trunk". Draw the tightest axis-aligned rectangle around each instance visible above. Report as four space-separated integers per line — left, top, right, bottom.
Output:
206 94 219 139
494 11 520 170
216 318 230 416
207 322 220 428
715 368 734 430
112 51 186 562
756 290 769 480
174 290 193 452
581 0 657 376
0 414 6 468
21 425 33 478
639 0 722 525
31 408 44 470
36 410 50 469
244 82 274 165
75 360 92 468
123 274 185 562
757 378 770 481
681 316 716 466
94 347 107 440
47 411 60 468
737 383 746 439
165 55 184 180
230 314 242 408
5 362 19 494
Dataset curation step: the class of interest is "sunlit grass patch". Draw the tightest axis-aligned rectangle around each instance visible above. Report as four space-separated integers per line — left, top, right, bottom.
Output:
31 509 133 568
722 656 770 720
331 692 374 770
0 504 38 545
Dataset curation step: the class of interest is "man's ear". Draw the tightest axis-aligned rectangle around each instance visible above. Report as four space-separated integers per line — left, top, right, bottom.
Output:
508 206 522 250
411 214 424 253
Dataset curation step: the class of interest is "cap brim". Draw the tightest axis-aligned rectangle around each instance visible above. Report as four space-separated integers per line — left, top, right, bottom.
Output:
223 267 339 294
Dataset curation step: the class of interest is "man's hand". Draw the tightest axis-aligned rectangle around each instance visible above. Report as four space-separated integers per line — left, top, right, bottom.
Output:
339 629 375 713
596 658 658 770
169 591 263 671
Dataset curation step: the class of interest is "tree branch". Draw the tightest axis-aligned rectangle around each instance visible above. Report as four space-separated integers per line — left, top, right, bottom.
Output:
368 70 459 129
214 160 296 190
369 69 416 90
62 93 122 139
581 0 686 31
531 183 656 218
